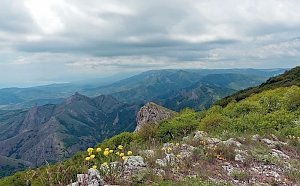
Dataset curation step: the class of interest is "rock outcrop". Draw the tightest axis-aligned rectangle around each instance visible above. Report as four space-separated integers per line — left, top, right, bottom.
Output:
135 102 175 132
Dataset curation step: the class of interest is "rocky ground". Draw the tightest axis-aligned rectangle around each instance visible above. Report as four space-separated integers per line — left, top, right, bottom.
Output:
71 131 300 186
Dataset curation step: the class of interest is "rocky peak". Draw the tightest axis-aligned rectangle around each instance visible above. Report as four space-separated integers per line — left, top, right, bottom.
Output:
135 102 175 132
64 92 90 105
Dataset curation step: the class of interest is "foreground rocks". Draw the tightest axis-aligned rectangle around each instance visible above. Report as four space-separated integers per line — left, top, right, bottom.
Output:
69 168 105 186
72 131 300 185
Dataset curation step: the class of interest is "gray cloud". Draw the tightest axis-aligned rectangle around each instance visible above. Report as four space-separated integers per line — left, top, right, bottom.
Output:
0 0 300 87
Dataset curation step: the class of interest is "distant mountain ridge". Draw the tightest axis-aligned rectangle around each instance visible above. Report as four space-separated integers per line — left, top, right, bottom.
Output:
0 93 138 169
0 68 285 110
85 69 285 105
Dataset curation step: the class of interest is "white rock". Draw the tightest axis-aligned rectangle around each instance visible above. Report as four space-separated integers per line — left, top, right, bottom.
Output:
223 138 242 147
271 149 290 160
207 138 221 146
124 156 146 171
156 159 166 167
139 150 155 158
252 134 260 141
193 131 208 141
235 154 245 163
261 138 278 147
68 169 104 186
222 162 235 176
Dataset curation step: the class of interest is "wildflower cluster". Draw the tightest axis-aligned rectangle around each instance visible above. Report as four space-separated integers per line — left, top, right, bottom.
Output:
161 142 182 163
84 145 134 171
287 135 300 141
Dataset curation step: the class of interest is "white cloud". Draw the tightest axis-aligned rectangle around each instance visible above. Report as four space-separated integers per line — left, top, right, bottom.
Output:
0 0 300 87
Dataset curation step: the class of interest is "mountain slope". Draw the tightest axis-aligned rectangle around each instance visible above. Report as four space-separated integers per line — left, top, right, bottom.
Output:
155 83 235 111
0 93 138 170
0 155 33 178
153 73 268 111
83 69 285 104
217 66 300 107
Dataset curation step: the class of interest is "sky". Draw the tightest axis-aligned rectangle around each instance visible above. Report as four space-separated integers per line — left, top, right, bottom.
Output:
0 0 300 87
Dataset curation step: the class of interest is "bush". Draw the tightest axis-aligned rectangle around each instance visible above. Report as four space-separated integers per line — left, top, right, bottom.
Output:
199 86 300 137
199 113 230 133
136 123 159 143
100 132 136 149
156 109 200 142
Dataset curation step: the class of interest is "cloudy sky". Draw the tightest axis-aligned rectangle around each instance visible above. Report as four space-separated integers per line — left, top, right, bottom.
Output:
0 0 300 87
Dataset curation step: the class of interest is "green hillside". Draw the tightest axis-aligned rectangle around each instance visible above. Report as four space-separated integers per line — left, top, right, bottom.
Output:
217 66 300 107
1 85 300 185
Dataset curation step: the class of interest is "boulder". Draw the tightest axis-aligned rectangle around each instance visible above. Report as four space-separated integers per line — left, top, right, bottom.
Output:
124 156 147 171
223 138 242 147
69 168 104 186
193 131 208 141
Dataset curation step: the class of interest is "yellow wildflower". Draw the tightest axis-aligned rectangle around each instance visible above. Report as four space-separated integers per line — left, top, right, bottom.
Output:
105 148 109 151
116 151 120 155
109 150 113 153
92 165 97 170
176 143 180 147
101 162 108 167
122 156 128 160
127 151 133 156
103 150 109 156
118 145 123 150
119 153 125 157
87 148 94 153
96 148 101 152
90 155 95 159
85 157 91 161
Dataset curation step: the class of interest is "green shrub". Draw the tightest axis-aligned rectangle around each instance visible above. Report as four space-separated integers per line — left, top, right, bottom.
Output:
136 123 159 143
199 113 230 133
156 109 200 142
199 86 300 137
231 170 250 181
100 132 136 149
284 86 300 111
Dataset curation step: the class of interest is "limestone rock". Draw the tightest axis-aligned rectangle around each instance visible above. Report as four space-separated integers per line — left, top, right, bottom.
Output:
271 149 290 160
223 138 242 147
156 159 167 167
69 168 104 186
135 102 176 132
193 131 208 141
139 150 155 158
252 134 260 141
124 156 147 171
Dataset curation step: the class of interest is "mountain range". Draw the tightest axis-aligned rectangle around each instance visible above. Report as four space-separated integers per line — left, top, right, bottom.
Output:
0 68 286 177
0 93 138 177
0 69 284 110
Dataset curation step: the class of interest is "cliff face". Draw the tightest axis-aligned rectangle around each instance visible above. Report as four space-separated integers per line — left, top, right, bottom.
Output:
135 102 176 132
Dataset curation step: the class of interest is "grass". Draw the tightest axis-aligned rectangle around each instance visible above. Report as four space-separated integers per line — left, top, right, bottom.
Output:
230 170 250 181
